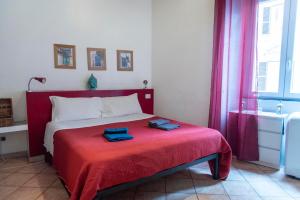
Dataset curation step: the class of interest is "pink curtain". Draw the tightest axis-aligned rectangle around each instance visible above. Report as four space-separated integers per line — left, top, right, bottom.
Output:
209 0 259 161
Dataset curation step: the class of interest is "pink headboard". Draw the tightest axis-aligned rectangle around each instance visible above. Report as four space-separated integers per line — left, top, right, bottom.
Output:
26 89 154 157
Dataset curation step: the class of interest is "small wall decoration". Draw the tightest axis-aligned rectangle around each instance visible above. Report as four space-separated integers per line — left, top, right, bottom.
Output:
87 48 106 71
117 50 133 71
53 44 76 69
88 74 98 90
0 98 13 127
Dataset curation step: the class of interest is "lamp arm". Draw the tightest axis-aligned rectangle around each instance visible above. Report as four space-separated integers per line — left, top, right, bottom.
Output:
27 77 34 92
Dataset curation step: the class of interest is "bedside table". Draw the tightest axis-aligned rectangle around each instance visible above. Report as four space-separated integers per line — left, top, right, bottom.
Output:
0 121 28 160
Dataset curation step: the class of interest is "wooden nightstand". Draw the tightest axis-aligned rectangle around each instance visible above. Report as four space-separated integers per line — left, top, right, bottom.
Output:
0 121 28 160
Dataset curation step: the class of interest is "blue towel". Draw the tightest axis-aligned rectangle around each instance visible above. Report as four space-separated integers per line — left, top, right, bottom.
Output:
104 128 128 134
148 119 170 127
156 123 180 131
103 133 133 142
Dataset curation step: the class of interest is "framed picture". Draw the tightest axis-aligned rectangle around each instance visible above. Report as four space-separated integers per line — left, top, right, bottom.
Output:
117 50 133 71
87 48 106 71
53 44 76 69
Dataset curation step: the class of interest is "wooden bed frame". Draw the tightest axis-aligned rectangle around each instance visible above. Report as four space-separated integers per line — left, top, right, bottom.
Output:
94 153 219 200
44 152 219 200
26 89 220 199
44 152 220 200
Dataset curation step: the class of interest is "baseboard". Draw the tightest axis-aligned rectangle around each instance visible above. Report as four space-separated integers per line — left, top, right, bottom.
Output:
28 155 44 163
1 151 27 159
250 161 280 170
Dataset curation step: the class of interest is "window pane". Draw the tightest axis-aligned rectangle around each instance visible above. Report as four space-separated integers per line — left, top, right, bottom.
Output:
259 62 267 76
255 0 285 93
263 7 271 21
263 22 270 34
263 7 271 34
290 1 300 94
258 77 267 91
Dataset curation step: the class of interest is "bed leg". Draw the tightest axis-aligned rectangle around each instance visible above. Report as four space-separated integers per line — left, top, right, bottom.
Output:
213 154 220 180
94 193 104 200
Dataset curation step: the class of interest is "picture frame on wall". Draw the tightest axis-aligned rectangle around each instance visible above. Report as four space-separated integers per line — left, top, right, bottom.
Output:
117 50 133 71
53 44 76 69
87 48 106 71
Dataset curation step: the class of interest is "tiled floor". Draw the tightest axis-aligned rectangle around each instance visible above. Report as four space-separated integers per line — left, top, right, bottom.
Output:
0 157 300 200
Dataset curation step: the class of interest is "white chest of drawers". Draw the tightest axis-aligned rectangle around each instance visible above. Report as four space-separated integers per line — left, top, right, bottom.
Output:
254 112 287 169
230 111 287 169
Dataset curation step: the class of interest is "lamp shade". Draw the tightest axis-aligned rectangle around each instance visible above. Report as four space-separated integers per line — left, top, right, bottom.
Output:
28 77 46 91
34 77 46 83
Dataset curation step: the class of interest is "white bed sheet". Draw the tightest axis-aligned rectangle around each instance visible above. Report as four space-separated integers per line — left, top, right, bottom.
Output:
44 113 154 155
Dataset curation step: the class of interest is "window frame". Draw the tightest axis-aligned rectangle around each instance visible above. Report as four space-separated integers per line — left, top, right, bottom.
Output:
283 0 300 98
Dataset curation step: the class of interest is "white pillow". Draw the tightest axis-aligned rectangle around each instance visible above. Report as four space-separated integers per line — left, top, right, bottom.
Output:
102 93 143 118
50 96 103 122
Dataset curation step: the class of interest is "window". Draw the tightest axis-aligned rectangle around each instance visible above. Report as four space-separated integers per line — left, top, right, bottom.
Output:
257 62 267 91
255 0 284 94
254 0 300 99
263 7 271 34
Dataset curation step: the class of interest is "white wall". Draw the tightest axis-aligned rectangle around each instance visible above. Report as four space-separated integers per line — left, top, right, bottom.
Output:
0 0 152 154
152 0 215 126
0 0 215 154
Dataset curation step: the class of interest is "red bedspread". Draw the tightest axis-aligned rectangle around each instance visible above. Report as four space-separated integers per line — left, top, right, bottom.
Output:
53 117 232 200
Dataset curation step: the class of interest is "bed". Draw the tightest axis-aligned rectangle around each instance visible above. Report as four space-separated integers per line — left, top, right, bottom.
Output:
26 89 232 200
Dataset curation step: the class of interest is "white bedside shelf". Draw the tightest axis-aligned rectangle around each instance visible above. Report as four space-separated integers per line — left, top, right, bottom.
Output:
0 121 28 134
0 121 28 159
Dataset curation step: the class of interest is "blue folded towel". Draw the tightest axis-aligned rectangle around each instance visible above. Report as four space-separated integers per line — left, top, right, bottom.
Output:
148 119 170 127
103 133 133 142
156 123 180 131
148 118 180 131
104 128 128 134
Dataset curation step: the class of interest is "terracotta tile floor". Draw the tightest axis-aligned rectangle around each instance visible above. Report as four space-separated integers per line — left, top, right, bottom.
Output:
0 157 300 200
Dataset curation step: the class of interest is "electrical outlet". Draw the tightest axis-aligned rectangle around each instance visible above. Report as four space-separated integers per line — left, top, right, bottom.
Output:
145 94 151 99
